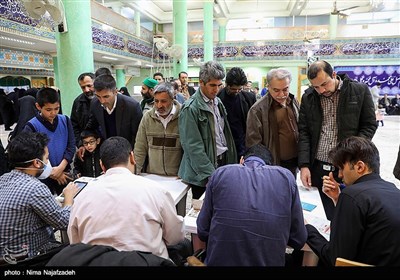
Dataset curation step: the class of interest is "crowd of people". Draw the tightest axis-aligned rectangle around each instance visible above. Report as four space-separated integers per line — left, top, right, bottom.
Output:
1 60 400 267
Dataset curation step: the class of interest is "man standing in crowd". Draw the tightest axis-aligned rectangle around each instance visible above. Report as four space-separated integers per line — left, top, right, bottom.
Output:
0 132 78 258
179 71 195 99
83 74 142 150
70 72 95 147
140 77 158 112
298 60 377 220
306 136 400 266
178 61 237 199
153 72 164 83
134 82 182 176
246 68 300 177
197 144 306 266
218 67 256 160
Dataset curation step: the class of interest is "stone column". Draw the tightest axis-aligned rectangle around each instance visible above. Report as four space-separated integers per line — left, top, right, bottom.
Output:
203 0 214 62
329 14 338 39
173 0 188 76
56 0 94 117
115 65 126 89
49 52 59 88
135 10 141 38
216 17 227 43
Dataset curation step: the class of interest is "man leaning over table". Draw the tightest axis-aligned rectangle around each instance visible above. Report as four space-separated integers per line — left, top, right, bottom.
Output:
306 136 400 266
298 60 377 221
68 136 191 265
197 144 306 266
0 132 78 259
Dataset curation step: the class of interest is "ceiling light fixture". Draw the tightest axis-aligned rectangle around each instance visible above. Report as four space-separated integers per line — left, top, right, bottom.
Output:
102 56 118 61
0 36 35 45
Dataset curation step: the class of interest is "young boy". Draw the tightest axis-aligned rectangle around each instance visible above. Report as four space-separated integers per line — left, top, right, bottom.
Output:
73 130 102 178
22 87 75 195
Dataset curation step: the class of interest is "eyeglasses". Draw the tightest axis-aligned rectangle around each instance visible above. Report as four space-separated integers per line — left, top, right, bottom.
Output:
83 140 97 146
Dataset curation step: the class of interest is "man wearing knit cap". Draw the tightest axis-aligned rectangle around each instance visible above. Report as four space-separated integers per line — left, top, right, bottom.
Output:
141 77 158 112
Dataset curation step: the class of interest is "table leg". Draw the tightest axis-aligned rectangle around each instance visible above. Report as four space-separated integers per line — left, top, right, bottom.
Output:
176 193 187 216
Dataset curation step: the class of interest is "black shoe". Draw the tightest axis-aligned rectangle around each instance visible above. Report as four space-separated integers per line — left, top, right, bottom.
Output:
5 127 12 131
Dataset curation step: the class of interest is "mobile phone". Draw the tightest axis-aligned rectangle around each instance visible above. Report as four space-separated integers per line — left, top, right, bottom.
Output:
55 181 88 203
73 181 88 197
301 202 317 212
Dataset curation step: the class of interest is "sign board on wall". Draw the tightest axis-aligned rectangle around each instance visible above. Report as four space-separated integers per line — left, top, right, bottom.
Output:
334 65 400 97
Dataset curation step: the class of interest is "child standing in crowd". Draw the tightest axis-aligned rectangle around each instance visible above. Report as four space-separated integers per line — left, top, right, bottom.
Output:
22 87 75 195
73 130 102 178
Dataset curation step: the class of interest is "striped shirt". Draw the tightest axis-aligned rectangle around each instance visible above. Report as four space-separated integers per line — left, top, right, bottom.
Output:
316 78 343 163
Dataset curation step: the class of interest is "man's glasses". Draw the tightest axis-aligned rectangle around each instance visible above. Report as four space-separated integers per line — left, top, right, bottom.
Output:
83 140 97 146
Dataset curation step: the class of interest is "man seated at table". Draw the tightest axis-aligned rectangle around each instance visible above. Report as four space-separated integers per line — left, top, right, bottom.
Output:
196 144 307 266
306 136 400 266
0 132 78 260
68 136 191 264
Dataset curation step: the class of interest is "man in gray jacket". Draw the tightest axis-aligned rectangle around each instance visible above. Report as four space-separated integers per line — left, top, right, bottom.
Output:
298 60 377 220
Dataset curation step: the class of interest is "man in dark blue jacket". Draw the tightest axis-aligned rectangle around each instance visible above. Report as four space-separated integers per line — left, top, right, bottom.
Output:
298 60 377 220
197 144 306 266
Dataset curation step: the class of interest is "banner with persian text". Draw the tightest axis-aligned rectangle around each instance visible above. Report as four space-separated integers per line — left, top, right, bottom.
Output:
334 65 400 97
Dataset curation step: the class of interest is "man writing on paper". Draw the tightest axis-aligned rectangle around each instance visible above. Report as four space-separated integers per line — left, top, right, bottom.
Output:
306 136 400 266
68 136 191 264
197 144 306 266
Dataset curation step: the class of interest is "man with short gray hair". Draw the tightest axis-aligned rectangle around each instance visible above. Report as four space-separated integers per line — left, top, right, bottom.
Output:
178 61 237 199
246 68 300 178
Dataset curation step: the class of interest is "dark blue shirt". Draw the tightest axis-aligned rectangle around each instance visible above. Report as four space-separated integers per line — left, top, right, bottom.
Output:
197 156 307 266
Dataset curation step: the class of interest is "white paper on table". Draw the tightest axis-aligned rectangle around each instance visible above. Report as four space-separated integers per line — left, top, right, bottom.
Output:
303 211 331 241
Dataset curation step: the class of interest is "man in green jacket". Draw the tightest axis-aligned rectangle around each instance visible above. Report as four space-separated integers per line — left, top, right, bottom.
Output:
178 61 237 199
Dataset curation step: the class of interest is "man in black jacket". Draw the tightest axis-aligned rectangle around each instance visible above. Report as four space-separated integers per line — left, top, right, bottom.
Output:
306 136 400 266
218 67 256 160
70 72 96 147
298 60 377 220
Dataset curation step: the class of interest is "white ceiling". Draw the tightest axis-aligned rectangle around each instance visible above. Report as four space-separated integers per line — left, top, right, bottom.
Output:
1 0 398 68
100 0 392 23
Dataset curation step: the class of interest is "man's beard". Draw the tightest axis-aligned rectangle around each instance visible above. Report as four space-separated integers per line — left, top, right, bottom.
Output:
142 92 152 99
85 92 94 99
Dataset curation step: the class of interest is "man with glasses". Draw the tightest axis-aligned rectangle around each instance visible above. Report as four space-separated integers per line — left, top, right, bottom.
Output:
246 68 300 178
218 67 256 160
298 60 377 220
